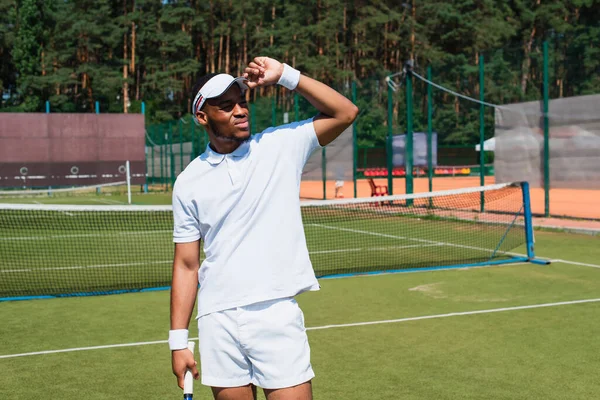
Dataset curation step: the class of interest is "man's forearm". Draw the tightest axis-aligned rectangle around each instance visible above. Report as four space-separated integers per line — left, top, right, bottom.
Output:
170 264 199 330
294 75 357 124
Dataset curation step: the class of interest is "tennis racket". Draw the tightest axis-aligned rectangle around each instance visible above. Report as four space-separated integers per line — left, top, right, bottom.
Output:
183 341 195 399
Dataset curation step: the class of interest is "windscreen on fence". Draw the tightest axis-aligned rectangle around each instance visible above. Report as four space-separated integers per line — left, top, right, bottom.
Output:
494 94 600 189
302 125 354 182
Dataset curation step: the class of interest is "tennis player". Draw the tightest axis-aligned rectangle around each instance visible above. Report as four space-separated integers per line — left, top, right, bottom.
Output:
169 56 358 400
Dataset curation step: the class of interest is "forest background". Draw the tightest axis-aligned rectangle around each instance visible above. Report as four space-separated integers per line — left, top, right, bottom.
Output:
1 0 598 147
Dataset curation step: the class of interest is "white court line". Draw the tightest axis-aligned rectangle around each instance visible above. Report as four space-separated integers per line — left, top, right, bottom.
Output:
2 230 171 241
310 243 442 255
1 298 598 360
91 198 125 205
1 260 172 274
551 259 600 269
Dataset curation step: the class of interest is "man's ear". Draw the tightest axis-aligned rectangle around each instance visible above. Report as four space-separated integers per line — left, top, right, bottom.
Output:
195 111 208 127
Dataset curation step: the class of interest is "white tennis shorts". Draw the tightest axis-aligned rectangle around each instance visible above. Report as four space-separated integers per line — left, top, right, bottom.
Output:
197 297 314 389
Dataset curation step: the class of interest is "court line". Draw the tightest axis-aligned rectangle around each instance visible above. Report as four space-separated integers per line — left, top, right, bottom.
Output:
90 198 126 205
551 259 600 269
1 230 171 241
309 243 442 255
0 260 173 274
1 298 598 359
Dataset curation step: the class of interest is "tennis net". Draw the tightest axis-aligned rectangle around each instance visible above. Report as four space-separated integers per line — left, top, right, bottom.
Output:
0 182 536 300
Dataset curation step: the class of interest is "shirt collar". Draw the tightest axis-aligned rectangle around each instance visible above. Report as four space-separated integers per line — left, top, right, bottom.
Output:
200 140 250 165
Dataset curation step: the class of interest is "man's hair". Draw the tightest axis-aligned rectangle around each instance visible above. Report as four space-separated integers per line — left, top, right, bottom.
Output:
191 73 219 111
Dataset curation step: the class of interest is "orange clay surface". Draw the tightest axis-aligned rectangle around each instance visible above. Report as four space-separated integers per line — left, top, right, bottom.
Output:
300 177 600 230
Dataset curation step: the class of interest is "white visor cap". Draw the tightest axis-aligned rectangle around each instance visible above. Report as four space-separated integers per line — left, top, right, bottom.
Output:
192 74 248 115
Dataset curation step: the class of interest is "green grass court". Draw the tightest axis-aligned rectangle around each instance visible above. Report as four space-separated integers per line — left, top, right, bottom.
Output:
1 230 599 398
1 190 599 399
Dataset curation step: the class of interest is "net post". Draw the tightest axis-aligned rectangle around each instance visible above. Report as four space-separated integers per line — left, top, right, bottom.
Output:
126 160 132 205
45 100 50 113
405 60 414 203
352 81 357 198
95 101 100 114
387 80 394 195
479 55 485 212
543 41 550 217
521 181 535 260
427 66 433 198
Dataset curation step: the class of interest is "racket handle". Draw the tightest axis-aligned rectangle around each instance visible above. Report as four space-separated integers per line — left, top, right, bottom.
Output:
183 341 195 398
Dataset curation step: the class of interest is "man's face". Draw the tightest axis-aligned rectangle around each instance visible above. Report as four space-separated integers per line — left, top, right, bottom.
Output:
198 85 250 143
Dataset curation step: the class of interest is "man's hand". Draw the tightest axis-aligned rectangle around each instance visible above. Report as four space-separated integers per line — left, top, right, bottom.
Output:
243 57 284 89
172 348 200 389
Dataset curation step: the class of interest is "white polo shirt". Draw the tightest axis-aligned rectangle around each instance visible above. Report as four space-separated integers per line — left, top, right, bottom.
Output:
172 118 321 318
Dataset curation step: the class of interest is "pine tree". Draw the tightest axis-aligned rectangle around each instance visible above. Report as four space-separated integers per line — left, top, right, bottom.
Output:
0 0 17 106
13 0 44 111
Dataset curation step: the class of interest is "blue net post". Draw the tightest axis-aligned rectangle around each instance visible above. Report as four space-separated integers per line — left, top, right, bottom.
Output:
45 101 50 113
95 101 100 114
521 181 549 265
521 181 535 260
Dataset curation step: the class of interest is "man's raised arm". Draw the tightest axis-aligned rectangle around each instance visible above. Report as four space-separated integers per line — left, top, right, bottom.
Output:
244 57 358 146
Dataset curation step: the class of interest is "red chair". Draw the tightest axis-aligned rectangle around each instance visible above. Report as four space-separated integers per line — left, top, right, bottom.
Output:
368 178 388 197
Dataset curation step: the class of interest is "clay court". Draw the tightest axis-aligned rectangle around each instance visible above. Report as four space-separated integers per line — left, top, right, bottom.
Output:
300 176 600 225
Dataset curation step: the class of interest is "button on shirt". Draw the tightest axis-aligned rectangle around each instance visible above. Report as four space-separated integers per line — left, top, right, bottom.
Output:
172 118 321 318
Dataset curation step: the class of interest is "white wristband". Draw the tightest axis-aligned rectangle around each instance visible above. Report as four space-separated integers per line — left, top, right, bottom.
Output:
168 329 189 351
277 63 301 90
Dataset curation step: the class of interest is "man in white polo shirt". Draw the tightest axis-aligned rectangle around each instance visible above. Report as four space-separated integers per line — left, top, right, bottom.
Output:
169 56 358 400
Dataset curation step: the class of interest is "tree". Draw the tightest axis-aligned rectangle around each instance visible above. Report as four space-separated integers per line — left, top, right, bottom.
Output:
13 0 44 111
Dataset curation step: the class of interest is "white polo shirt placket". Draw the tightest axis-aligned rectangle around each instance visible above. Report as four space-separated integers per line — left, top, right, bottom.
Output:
225 154 242 188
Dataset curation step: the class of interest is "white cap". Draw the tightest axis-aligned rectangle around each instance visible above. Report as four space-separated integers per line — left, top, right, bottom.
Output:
192 74 248 115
